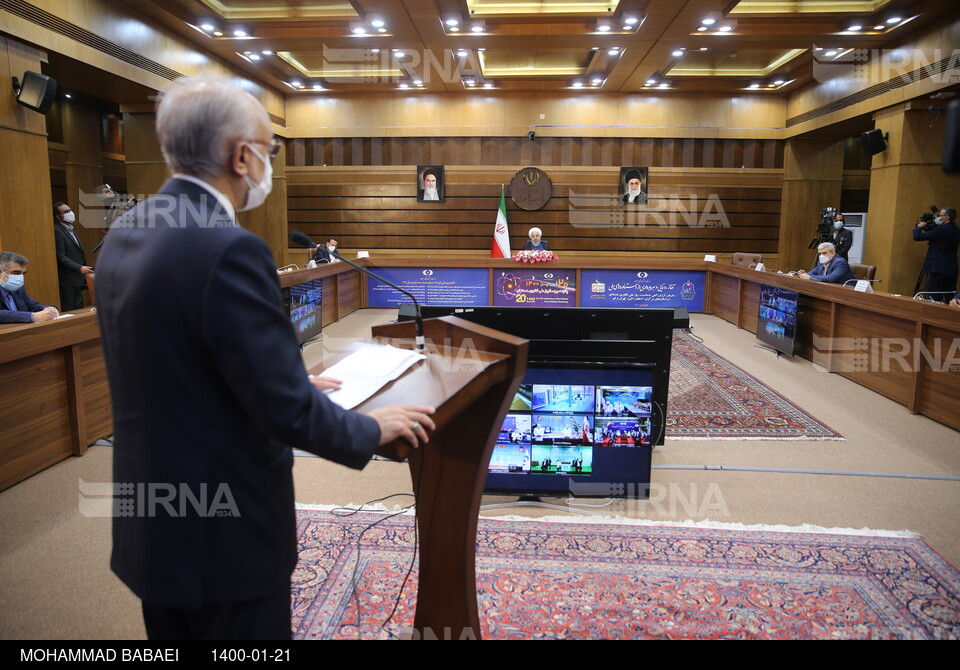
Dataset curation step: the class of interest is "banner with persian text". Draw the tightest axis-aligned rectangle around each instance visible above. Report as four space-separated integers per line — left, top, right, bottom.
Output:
493 269 577 307
579 270 705 310
366 267 489 307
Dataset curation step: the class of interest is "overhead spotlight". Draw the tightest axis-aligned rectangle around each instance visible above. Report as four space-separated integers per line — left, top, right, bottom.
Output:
886 16 902 24
749 83 760 89
646 78 658 86
449 26 459 32
773 79 784 85
351 27 366 35
697 26 707 32
399 83 409 89
624 17 639 26
658 81 670 88
699 47 709 51
291 80 302 88
232 28 248 37
598 25 611 32
200 23 215 32
847 24 863 31
464 78 475 86
873 24 885 30
622 25 631 31
701 18 716 26
212 30 223 36
413 79 423 86
393 49 404 56
370 19 385 28
262 50 273 55
477 47 486 52
471 25 484 33
718 25 733 32
247 52 261 61
371 48 381 53
591 77 603 86
672 49 684 57
607 48 620 56
445 18 459 26
64 93 72 99
572 81 584 88
483 82 494 88
377 28 387 33
825 50 838 57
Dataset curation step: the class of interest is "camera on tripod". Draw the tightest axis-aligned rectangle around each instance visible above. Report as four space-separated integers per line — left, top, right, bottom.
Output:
916 205 939 233
808 207 837 249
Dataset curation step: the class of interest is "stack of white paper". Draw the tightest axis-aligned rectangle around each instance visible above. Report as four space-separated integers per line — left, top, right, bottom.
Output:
322 344 427 409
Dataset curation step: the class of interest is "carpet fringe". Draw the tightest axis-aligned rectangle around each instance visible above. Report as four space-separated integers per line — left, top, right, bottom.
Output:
295 503 920 538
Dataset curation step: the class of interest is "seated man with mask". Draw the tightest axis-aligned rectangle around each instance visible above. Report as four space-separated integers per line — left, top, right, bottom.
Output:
0 251 59 323
315 237 339 263
798 242 856 285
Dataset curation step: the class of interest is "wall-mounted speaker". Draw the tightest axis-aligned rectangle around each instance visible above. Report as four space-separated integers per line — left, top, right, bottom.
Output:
12 71 57 114
859 128 888 156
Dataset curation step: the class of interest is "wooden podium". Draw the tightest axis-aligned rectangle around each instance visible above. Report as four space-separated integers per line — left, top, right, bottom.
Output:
335 316 527 640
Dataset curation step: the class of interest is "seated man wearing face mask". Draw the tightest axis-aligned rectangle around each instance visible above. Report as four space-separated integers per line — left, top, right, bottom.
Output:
0 251 59 323
797 242 856 285
315 237 339 263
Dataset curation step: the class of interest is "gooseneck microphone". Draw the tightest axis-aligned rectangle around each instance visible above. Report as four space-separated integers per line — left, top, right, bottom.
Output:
289 232 426 352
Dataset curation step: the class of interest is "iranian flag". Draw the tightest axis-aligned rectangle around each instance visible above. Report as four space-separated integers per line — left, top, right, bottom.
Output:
491 187 511 258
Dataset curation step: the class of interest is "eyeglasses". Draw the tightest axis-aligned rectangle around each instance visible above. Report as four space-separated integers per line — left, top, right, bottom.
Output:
247 137 283 160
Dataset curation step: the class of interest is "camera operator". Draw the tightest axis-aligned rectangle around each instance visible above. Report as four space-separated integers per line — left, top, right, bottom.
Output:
913 207 960 301
831 214 853 261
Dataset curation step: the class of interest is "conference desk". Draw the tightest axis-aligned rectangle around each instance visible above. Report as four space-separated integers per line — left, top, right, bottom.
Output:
3 257 957 489
282 256 960 432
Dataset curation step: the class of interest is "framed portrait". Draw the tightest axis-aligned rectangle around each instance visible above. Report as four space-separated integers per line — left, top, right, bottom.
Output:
619 167 648 205
417 165 445 203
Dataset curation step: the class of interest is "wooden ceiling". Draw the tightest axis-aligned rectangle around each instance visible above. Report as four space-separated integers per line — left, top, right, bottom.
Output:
118 0 957 97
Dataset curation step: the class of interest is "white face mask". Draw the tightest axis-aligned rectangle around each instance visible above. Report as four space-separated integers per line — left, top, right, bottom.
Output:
61 211 75 224
819 253 831 264
833 221 843 229
238 145 273 212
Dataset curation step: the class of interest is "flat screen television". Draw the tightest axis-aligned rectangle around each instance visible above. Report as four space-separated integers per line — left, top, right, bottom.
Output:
485 362 658 498
756 284 799 356
283 278 323 345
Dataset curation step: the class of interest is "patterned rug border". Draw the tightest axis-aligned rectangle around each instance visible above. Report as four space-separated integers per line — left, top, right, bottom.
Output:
295 503 924 542
669 331 845 441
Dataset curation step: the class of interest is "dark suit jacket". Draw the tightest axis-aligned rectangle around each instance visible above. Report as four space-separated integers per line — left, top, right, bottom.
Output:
622 192 646 204
96 178 380 609
913 222 960 276
832 228 853 259
0 286 49 323
522 240 551 251
54 222 87 288
808 255 856 285
315 245 334 263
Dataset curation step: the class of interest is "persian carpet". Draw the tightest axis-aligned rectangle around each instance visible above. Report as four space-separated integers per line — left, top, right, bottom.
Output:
667 331 842 440
291 509 959 640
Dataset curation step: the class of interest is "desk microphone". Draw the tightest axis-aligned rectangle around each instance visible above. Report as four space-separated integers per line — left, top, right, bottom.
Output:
330 249 426 352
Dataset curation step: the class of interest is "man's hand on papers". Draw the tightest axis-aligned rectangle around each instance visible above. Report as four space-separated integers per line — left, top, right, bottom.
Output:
308 375 343 392
369 405 436 449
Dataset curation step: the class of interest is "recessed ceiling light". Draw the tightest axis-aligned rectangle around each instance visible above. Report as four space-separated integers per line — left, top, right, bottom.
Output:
749 83 760 89
313 84 323 90
622 25 630 31
718 25 733 32
291 80 302 87
233 29 248 37
446 18 459 26
598 25 611 32
248 53 260 60
371 48 380 53
64 93 71 99
658 82 670 88
774 79 784 85
672 49 684 57
625 17 638 25
200 23 215 32
887 17 902 24
212 30 223 36
646 78 657 85
699 47 709 51
573 81 584 88
848 24 862 31
399 83 409 89
393 49 403 55
591 77 603 85
825 50 838 57
697 26 707 32
472 25 483 33
457 50 468 57
607 48 620 56
377 28 387 33
261 50 273 55
370 19 385 28
702 18 716 26
352 27 366 35
874 24 885 30
483 82 494 88
477 48 486 52
450 26 460 32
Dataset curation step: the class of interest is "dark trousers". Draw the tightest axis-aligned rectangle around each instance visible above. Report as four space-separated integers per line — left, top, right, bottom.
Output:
59 285 83 311
141 586 292 640
926 272 959 302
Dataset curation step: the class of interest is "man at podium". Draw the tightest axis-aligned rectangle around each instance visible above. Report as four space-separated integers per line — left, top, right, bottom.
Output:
95 77 434 640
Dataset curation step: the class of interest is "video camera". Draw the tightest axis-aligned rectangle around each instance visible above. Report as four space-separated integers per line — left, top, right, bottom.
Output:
917 205 939 233
808 206 837 249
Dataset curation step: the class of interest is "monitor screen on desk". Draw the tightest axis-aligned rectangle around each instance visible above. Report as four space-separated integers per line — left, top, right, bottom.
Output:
485 362 657 498
283 278 323 345
756 284 798 356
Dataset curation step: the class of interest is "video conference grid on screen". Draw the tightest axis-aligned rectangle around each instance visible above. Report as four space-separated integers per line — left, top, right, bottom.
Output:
756 284 800 356
490 382 653 477
286 279 323 344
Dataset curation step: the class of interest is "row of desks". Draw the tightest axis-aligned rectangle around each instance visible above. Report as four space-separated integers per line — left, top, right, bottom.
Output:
3 257 958 489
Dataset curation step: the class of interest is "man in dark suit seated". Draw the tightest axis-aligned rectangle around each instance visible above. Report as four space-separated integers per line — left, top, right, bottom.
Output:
315 237 338 263
0 251 59 323
95 77 436 640
797 242 856 285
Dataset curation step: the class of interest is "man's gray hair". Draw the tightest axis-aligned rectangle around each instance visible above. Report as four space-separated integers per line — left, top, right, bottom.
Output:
0 251 28 272
156 77 267 181
818 242 836 253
